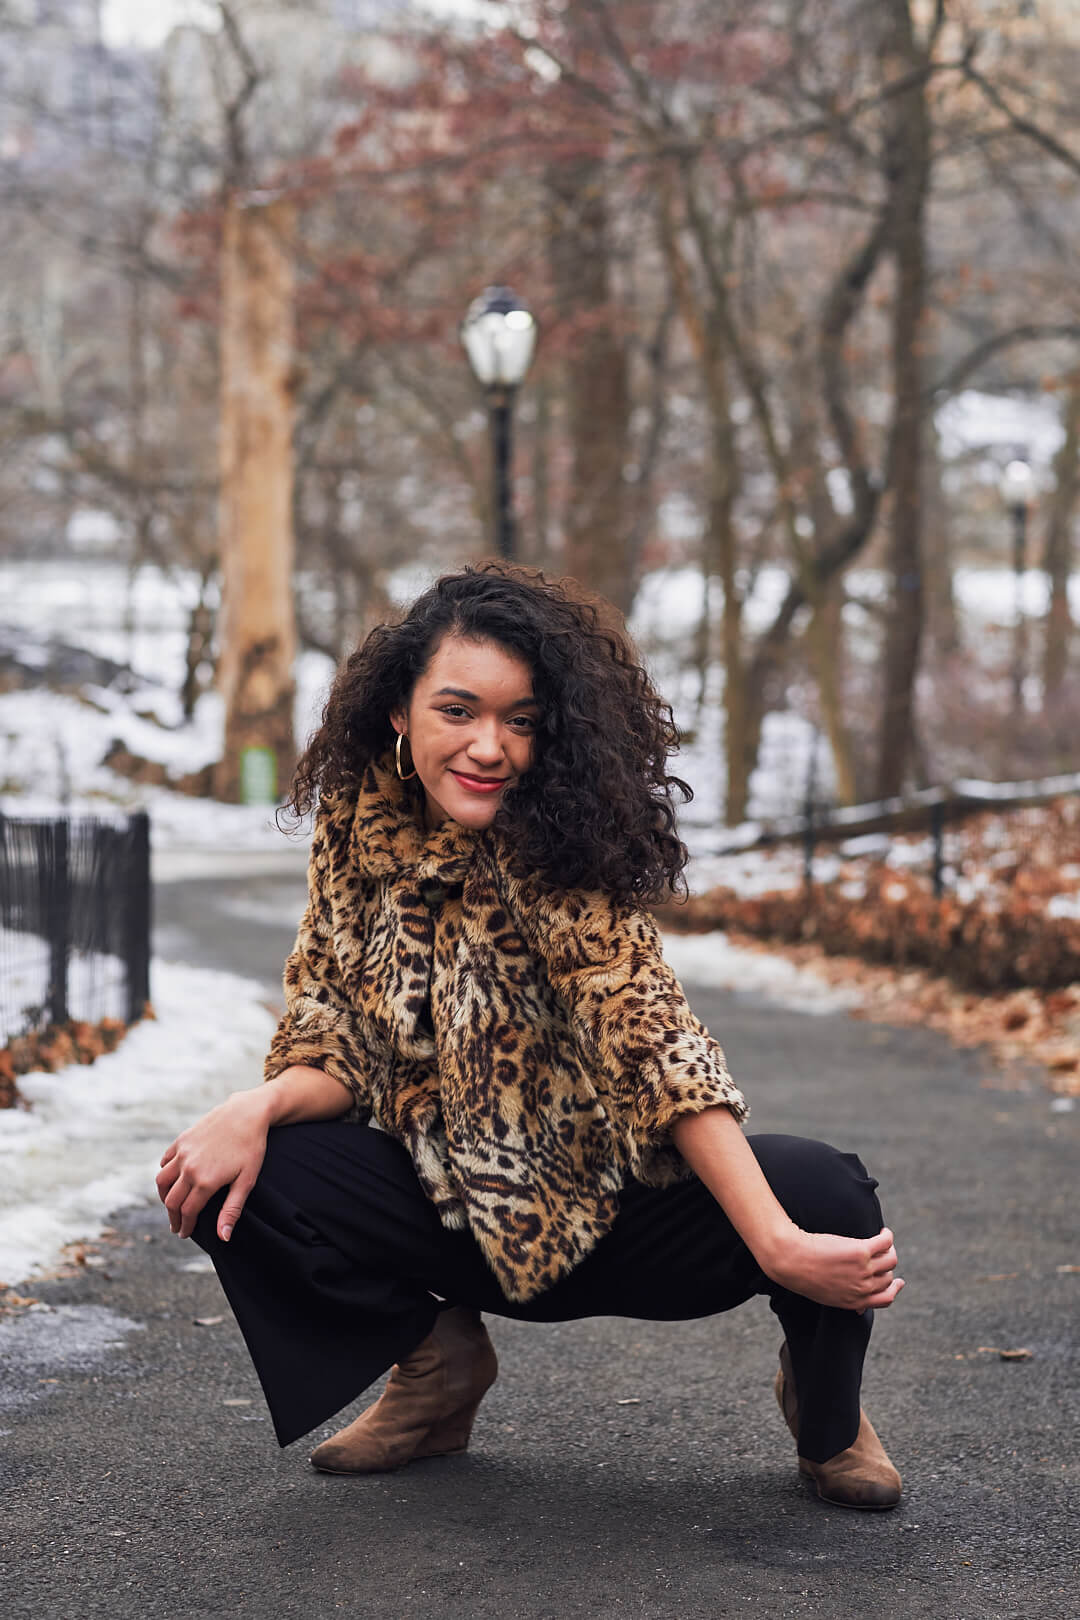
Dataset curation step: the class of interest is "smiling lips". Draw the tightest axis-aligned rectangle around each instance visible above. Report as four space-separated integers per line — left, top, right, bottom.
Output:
451 770 509 793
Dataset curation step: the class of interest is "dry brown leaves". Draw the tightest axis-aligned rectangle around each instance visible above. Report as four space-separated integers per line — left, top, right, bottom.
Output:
0 1015 139 1107
719 926 1080 1096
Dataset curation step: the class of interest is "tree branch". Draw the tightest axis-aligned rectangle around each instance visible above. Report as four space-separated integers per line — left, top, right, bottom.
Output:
929 324 1080 398
218 1 263 185
963 60 1080 179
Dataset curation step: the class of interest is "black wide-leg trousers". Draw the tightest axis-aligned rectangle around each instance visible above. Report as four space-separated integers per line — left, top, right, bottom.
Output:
192 1125 884 1459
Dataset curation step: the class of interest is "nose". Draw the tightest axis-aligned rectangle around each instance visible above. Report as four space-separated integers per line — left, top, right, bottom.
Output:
466 717 505 766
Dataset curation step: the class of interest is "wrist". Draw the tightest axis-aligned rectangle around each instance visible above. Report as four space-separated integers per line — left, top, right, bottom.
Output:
257 1063 348 1126
749 1213 804 1283
230 1083 278 1130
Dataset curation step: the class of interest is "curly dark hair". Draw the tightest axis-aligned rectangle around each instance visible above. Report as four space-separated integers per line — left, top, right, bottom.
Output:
284 562 692 901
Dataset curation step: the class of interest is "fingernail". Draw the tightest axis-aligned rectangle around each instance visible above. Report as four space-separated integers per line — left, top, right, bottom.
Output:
221 1225 232 1241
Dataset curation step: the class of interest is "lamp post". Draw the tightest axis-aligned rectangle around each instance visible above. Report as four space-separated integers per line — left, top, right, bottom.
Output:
460 285 537 559
999 456 1035 716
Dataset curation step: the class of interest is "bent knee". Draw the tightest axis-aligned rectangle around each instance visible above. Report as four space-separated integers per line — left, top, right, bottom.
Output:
749 1133 884 1238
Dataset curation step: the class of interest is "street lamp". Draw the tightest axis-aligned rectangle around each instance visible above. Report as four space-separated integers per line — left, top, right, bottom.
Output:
460 285 537 559
999 455 1036 715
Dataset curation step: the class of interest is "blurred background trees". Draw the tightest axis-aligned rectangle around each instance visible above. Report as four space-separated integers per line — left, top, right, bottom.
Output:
3 0 1080 817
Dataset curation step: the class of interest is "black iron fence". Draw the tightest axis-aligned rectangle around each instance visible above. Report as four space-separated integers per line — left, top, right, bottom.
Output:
0 811 151 1045
711 770 1080 906
660 771 1080 991
805 778 1080 904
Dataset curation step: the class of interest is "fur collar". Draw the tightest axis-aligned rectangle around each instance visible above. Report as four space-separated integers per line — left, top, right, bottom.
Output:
348 757 482 886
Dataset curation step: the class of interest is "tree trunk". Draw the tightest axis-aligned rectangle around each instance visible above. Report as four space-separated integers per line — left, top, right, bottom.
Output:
1042 371 1080 705
875 0 931 800
215 195 297 803
806 607 857 805
698 323 750 825
548 157 632 616
181 577 216 722
922 413 960 659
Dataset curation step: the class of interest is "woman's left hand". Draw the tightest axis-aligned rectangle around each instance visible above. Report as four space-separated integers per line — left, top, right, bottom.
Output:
766 1225 904 1314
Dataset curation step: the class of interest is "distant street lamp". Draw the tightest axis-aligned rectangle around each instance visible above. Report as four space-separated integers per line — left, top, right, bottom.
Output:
999 455 1036 716
460 285 537 559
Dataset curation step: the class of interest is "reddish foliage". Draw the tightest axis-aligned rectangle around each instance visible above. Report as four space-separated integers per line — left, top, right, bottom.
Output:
654 868 1080 993
0 1047 16 1110
1 1014 142 1103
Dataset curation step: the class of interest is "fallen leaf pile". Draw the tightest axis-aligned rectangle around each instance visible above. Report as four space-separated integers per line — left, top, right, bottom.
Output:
0 1290 41 1318
0 1012 148 1108
656 871 1080 993
0 1050 16 1110
649 797 1080 1093
680 922 1080 1096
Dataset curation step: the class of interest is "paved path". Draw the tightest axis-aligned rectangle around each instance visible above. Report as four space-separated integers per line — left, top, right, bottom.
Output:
2 873 1077 1618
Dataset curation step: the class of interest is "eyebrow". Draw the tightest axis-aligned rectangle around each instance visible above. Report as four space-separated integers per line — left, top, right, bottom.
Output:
434 686 540 708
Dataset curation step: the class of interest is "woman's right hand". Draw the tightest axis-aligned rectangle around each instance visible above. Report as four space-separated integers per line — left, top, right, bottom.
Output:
156 1087 272 1243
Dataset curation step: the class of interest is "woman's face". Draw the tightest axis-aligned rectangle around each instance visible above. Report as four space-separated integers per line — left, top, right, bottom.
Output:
391 633 539 829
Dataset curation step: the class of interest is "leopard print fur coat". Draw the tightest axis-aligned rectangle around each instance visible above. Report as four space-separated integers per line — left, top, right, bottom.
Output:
265 755 748 1302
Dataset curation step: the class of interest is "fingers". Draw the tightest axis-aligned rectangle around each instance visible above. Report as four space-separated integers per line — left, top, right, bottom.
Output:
857 1229 903 1311
167 1174 211 1241
160 1161 208 1238
155 1156 182 1208
865 1276 905 1310
159 1141 179 1170
217 1170 257 1243
867 1227 894 1257
161 1172 190 1234
867 1246 897 1282
865 1229 898 1284
178 1183 212 1241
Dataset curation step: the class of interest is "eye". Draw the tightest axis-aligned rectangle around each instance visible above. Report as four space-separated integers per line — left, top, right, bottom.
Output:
509 714 537 731
438 704 471 719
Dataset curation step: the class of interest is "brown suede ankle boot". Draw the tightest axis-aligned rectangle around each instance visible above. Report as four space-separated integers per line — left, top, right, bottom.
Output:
773 1341 901 1510
310 1307 498 1475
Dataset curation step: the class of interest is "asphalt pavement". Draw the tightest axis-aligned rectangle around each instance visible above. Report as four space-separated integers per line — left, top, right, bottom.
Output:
1 870 1077 1619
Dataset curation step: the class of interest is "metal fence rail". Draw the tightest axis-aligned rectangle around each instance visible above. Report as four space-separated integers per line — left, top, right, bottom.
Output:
706 770 1080 903
0 811 151 1045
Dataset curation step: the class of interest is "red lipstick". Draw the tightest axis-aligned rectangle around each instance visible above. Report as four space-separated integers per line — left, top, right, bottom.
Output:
451 771 508 793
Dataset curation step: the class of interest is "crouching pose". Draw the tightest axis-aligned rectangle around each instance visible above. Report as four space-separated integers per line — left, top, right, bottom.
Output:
157 563 903 1509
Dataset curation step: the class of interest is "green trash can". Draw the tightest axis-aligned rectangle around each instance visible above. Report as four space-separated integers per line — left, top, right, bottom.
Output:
239 746 278 805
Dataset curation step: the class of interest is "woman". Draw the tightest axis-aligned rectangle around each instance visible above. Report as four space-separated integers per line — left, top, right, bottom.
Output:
157 563 903 1509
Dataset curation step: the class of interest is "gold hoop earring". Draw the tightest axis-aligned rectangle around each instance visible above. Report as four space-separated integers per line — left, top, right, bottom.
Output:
395 731 417 781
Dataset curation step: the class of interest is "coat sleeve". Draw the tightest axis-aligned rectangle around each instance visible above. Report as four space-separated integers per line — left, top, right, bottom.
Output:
263 802 373 1120
508 878 749 1152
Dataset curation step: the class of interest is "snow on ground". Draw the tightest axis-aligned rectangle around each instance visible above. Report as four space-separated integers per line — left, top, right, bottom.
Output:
628 572 837 829
936 388 1064 468
0 682 308 852
685 795 1080 912
661 930 862 1017
0 666 330 855
0 928 126 1029
689 844 846 898
0 959 275 1289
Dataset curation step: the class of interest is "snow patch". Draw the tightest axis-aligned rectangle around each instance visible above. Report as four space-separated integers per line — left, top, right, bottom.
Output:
0 928 127 1043
0 960 275 1288
661 930 862 1016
